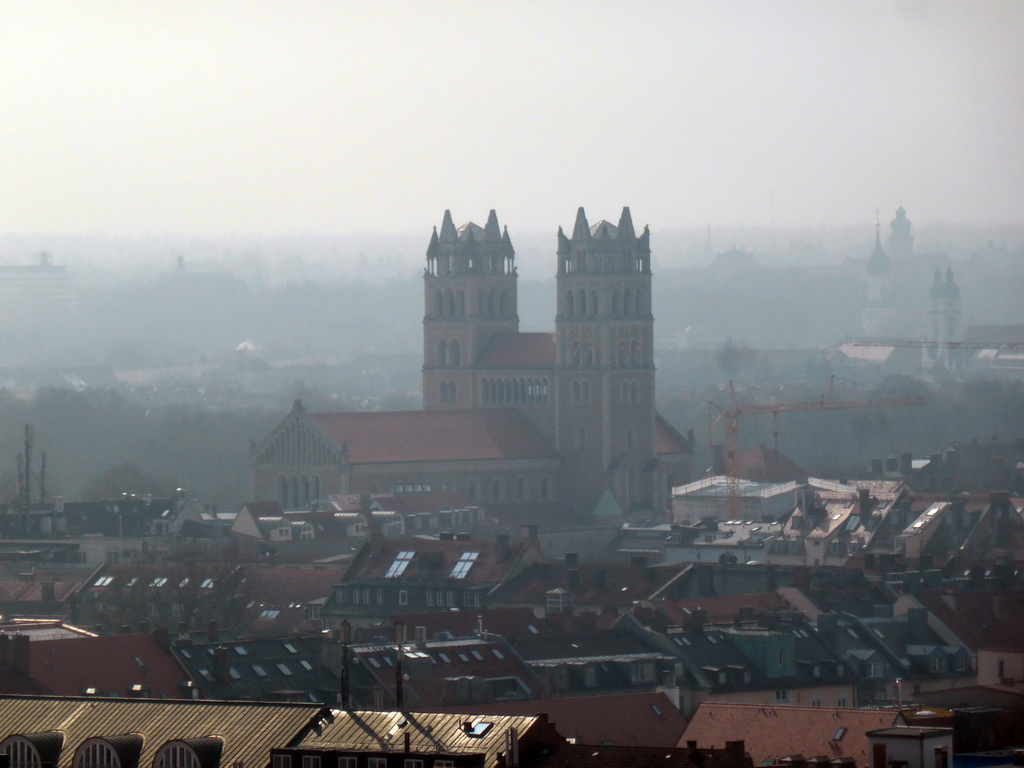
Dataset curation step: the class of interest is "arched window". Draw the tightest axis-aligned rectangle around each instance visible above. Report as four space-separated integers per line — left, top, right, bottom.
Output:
439 381 449 403
301 475 310 506
581 380 590 403
487 289 496 315
491 477 502 501
631 380 640 403
590 290 598 315
571 381 580 403
578 290 587 315
437 339 448 367
278 475 288 507
450 339 461 366
289 476 299 509
74 737 142 768
477 291 486 315
499 291 507 316
434 290 443 317
467 480 478 503
445 288 455 316
154 739 223 768
515 477 526 500
566 291 574 316
635 289 643 315
575 427 586 451
312 475 320 503
623 288 633 316
448 380 456 403
539 476 551 500
457 290 465 316
2 735 56 768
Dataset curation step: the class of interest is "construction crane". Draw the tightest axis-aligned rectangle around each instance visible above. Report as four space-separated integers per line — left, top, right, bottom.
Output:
853 339 1024 350
708 377 927 517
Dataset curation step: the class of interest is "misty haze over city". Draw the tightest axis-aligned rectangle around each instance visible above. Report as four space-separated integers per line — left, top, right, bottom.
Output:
5 3 1024 756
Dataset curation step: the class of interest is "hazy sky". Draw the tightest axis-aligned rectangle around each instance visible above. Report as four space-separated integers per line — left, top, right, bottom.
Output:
1 1 1021 237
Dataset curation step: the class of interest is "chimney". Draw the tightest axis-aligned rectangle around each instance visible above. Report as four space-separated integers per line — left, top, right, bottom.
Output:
208 619 219 643
414 626 427 648
683 608 707 633
455 532 471 542
10 634 30 676
568 569 580 588
726 741 746 761
870 458 884 476
439 531 455 541
859 489 872 516
213 646 230 683
521 524 538 543
495 532 510 557
816 613 838 646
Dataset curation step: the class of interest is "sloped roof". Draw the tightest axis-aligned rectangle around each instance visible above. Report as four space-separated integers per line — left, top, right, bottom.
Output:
438 691 687 747
913 590 1024 652
19 633 188 699
309 409 557 464
681 703 900 765
731 447 808 484
493 561 688 608
657 413 692 455
347 537 523 583
475 332 556 369
0 696 325 768
387 607 555 639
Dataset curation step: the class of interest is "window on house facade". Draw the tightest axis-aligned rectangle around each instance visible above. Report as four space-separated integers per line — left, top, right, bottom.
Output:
338 759 357 768
2 738 43 768
272 757 292 768
369 759 387 768
75 741 128 768
775 689 789 703
399 589 408 605
302 757 321 768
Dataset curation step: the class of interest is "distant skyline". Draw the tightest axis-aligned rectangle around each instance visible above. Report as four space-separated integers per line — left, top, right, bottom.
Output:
1 1 1022 238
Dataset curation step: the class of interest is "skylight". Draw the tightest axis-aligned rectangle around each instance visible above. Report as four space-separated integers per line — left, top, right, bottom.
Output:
276 663 292 676
300 660 313 671
252 664 268 677
94 576 113 587
450 552 480 579
385 551 416 578
284 643 298 654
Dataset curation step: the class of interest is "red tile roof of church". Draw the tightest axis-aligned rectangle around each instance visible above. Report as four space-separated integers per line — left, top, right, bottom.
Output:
476 332 556 368
656 413 692 455
310 408 557 464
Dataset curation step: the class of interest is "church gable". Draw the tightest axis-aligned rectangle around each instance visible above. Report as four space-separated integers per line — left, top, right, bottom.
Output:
251 404 343 468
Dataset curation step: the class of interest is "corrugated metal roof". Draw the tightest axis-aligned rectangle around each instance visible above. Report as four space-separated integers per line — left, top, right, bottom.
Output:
0 696 326 768
299 710 540 762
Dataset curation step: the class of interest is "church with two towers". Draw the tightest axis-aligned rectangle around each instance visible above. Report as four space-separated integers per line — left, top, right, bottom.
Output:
251 208 692 519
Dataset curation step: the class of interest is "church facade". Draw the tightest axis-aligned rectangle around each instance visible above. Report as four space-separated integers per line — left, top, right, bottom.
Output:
251 208 692 518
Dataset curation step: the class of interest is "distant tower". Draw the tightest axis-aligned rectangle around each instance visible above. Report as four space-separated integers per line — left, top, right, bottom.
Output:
925 267 961 369
861 213 895 335
554 207 657 513
888 205 914 259
423 210 518 409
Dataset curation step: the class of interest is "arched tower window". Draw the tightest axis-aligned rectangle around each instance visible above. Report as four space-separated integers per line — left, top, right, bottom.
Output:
491 477 502 501
1 734 60 768
457 290 465 316
289 476 299 509
437 339 448 367
578 290 587 315
278 475 287 507
467 480 478 503
539 476 551 500
590 290 598 315
450 339 460 366
515 477 526 500
499 291 507 316
612 290 621 315
445 288 455 316
623 288 633 316
634 289 643 315
301 476 310 506
487 289 496 315
434 290 443 317
565 291 574 316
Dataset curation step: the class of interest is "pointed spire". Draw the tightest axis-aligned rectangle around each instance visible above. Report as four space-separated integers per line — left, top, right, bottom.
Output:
557 226 570 255
484 210 501 242
617 207 635 239
638 224 651 253
439 210 457 242
502 225 515 257
571 207 590 240
426 226 439 260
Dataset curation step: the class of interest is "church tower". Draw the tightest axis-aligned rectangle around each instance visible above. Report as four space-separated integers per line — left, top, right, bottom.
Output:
888 205 914 259
925 267 961 370
554 207 657 513
423 210 518 409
